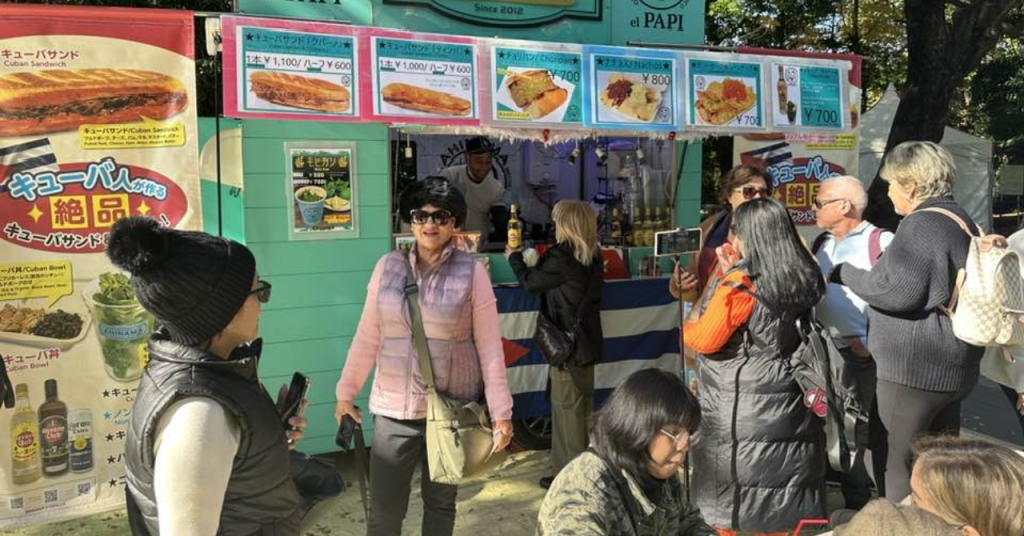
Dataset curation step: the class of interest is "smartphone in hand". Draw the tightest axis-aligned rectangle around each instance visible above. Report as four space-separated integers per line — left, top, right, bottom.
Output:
277 372 310 429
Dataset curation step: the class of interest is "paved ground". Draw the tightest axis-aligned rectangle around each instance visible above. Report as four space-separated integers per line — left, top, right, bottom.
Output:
8 381 1022 536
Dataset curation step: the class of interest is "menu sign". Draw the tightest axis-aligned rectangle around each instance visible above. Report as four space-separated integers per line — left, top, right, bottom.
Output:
490 44 583 126
368 32 478 124
685 54 764 131
585 46 678 130
380 0 602 28
769 61 846 130
285 142 358 240
222 16 360 121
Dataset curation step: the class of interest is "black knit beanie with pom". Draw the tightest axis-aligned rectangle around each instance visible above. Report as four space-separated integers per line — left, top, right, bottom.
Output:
105 216 256 346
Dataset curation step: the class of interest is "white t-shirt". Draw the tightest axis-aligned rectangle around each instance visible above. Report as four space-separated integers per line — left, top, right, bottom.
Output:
439 165 506 236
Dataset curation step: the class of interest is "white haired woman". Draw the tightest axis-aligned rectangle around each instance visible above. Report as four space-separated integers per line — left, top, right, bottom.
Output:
828 141 986 502
506 200 604 489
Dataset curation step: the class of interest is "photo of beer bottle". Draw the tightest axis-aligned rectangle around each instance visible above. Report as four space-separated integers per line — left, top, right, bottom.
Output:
69 409 94 473
38 379 69 477
10 384 42 485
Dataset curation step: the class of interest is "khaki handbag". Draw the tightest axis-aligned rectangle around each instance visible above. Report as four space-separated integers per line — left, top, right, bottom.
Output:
402 257 507 485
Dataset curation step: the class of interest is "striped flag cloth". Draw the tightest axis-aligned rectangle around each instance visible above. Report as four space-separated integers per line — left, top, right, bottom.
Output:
0 138 59 192
497 277 682 419
739 140 793 168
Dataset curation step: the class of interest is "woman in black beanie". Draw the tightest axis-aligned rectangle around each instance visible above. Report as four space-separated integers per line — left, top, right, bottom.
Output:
106 216 306 536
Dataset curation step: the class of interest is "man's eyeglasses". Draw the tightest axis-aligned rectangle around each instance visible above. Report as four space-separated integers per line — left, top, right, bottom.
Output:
409 209 453 226
734 185 771 200
250 280 272 304
659 428 695 450
813 198 845 210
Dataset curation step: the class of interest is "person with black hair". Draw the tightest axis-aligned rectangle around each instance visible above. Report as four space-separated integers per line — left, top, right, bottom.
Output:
440 136 508 242
335 176 513 536
537 368 715 536
107 216 308 535
682 197 827 533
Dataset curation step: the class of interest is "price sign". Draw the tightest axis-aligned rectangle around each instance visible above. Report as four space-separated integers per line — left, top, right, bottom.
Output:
370 36 477 120
584 45 678 130
769 62 845 130
685 56 764 130
490 45 583 126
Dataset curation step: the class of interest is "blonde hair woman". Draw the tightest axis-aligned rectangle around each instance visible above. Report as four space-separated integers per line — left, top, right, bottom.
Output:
910 436 1024 536
507 200 603 489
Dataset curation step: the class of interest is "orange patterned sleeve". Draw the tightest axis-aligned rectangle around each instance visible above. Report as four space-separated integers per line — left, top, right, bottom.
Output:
682 271 756 355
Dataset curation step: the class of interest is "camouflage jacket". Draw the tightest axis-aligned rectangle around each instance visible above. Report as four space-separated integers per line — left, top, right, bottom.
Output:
537 451 716 536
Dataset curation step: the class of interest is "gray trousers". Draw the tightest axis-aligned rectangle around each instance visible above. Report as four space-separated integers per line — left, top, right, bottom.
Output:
368 416 458 536
550 364 594 475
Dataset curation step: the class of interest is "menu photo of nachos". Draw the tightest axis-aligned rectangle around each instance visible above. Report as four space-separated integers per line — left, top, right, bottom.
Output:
695 77 758 126
598 73 664 123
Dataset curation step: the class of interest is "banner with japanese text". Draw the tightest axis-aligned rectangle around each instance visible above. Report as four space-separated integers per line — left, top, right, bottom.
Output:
0 5 201 528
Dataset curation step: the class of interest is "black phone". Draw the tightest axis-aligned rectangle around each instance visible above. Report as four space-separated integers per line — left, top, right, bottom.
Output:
277 372 310 429
336 410 361 452
654 227 702 257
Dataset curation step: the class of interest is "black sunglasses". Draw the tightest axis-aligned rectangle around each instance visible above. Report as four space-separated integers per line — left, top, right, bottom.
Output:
250 280 272 304
735 185 771 200
409 209 453 226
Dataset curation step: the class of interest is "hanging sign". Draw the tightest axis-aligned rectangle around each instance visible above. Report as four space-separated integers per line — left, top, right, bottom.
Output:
285 141 359 240
222 16 360 121
768 59 848 131
379 0 601 28
583 46 679 131
488 42 584 127
364 29 479 125
684 53 765 131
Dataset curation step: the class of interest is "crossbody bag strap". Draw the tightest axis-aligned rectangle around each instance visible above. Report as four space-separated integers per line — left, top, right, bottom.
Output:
403 254 436 390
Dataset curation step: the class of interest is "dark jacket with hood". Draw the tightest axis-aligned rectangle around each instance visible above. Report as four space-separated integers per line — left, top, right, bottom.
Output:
510 242 603 368
124 330 302 535
690 271 826 532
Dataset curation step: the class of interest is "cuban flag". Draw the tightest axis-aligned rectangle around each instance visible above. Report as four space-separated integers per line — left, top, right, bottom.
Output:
497 278 682 419
739 140 793 168
0 138 58 193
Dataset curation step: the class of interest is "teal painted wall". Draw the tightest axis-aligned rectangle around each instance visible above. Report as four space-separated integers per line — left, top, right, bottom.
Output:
242 121 390 453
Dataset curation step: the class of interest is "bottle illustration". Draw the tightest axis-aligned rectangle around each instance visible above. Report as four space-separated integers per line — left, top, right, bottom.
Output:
777 64 788 115
69 409 94 473
38 379 69 477
11 384 42 485
507 204 522 250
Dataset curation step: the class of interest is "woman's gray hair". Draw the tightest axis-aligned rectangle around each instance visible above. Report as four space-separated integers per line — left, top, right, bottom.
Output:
880 141 955 201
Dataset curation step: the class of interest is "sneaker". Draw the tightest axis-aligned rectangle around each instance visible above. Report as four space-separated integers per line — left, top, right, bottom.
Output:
539 476 554 490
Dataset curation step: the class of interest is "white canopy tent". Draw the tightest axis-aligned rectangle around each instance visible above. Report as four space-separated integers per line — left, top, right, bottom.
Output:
859 86 994 231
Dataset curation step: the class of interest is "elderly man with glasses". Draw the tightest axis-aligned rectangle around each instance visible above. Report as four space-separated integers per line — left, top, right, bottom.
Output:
811 175 893 510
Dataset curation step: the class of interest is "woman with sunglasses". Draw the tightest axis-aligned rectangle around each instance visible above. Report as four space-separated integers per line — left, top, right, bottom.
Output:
538 368 715 535
106 216 308 535
335 176 514 536
682 197 827 535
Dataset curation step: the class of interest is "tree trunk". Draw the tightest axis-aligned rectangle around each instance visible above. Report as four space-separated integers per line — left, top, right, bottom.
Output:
863 0 1022 231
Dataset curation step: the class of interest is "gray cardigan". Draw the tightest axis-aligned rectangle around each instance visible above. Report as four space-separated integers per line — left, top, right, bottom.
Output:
830 197 985 393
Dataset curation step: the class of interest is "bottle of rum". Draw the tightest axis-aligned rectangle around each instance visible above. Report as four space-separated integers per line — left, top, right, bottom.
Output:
507 204 522 250
610 208 623 242
11 384 42 485
642 208 656 247
777 64 788 115
38 379 69 477
631 209 646 247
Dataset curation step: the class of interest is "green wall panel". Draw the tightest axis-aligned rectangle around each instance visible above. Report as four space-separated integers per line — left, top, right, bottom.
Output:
243 120 390 453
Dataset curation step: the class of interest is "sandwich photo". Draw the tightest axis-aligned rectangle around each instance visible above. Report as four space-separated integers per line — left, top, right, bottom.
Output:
381 83 471 116
249 71 350 113
0 68 188 137
599 73 662 122
695 78 757 126
506 69 568 120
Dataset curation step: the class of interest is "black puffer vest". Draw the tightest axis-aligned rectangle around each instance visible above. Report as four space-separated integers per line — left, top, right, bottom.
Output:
124 331 302 535
690 271 826 532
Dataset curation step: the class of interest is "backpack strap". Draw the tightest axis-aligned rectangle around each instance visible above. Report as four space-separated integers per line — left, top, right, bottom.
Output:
811 231 831 255
916 207 980 316
868 227 885 267
918 207 982 237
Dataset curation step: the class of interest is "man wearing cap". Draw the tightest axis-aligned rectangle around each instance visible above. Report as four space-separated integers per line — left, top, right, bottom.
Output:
440 136 508 242
106 216 307 536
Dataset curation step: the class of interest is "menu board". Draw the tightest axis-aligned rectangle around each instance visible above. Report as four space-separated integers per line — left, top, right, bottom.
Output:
685 54 765 131
489 43 583 127
584 46 679 131
285 142 358 240
769 60 847 130
367 31 479 124
222 16 360 121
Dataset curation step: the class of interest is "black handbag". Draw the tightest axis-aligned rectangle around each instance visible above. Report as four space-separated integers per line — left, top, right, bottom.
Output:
533 281 590 369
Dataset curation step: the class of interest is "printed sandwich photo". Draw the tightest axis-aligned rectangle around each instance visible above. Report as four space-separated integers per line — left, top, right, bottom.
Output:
249 71 351 113
381 82 471 116
506 69 568 120
0 68 188 137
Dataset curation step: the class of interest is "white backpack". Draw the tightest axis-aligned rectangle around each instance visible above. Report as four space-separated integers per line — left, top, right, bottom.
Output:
923 208 1024 347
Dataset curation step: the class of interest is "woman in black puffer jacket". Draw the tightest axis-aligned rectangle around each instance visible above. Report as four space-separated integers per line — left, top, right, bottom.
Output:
508 200 603 490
